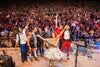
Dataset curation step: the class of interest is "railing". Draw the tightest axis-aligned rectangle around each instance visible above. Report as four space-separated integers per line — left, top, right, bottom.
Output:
0 36 16 47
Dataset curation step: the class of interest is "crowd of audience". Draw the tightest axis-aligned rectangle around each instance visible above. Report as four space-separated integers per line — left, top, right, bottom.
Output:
0 0 100 42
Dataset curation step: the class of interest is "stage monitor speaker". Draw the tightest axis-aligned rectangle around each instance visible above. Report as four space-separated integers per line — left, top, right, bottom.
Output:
0 55 15 67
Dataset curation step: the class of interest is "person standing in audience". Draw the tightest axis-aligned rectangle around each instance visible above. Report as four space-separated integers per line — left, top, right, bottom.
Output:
89 29 94 39
0 30 5 37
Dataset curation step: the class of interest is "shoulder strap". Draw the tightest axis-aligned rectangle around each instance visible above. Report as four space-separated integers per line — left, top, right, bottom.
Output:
18 33 21 46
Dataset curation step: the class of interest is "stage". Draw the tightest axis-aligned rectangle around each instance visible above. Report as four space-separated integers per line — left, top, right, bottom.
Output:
0 47 100 67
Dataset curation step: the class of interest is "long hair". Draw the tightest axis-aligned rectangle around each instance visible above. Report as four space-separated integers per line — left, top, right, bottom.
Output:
50 31 57 38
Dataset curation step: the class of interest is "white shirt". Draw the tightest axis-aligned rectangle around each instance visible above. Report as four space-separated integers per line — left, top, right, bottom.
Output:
1 31 5 36
6 14 10 18
64 30 70 40
72 22 76 26
76 26 80 31
16 28 27 44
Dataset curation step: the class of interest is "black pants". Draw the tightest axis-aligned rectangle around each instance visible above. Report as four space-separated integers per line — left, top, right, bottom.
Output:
59 39 63 50
40 44 44 56
37 42 44 56
20 44 27 63
11 39 16 47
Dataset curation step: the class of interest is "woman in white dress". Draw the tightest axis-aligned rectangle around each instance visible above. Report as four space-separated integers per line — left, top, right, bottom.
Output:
37 26 67 67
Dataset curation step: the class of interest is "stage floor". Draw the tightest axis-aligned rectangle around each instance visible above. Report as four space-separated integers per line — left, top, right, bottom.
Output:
0 48 100 67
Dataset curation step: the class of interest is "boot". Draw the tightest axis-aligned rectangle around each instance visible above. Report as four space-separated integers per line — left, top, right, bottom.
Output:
41 53 44 57
30 57 33 61
35 57 39 61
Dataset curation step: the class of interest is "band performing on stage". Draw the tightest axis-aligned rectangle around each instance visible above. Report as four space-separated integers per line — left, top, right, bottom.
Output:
14 14 73 67
0 0 100 67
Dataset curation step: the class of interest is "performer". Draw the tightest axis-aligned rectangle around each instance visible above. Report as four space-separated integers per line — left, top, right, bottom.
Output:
55 14 63 50
43 27 50 38
15 22 29 63
32 27 39 56
37 26 67 67
27 32 39 61
42 27 50 49
38 28 44 57
62 25 71 60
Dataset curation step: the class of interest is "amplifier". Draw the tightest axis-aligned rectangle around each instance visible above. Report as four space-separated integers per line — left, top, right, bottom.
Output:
0 55 15 67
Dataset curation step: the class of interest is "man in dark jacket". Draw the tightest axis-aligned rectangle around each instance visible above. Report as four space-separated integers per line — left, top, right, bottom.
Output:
38 28 44 56
42 27 50 49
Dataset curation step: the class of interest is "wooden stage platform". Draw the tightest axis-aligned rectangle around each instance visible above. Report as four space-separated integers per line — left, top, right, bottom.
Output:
0 48 100 67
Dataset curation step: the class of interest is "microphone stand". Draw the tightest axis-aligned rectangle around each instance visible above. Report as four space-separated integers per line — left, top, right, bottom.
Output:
75 32 79 67
74 30 87 67
75 44 78 67
74 43 86 67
